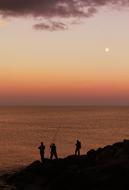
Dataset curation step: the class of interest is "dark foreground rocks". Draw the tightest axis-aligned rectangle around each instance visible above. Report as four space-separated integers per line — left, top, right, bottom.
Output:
2 139 129 190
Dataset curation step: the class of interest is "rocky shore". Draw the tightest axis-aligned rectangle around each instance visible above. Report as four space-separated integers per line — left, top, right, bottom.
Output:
1 139 129 190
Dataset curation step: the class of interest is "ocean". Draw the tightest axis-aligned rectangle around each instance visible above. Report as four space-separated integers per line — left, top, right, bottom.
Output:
0 106 129 170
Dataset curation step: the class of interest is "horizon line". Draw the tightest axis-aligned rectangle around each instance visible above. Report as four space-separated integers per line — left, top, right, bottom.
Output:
0 105 129 107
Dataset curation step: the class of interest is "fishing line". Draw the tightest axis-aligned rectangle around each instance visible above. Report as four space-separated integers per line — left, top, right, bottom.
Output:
52 124 62 142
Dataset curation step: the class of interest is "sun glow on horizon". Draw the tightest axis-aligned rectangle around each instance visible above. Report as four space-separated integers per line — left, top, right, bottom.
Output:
0 9 129 105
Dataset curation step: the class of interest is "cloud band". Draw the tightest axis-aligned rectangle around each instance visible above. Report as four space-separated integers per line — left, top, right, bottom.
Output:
0 0 128 30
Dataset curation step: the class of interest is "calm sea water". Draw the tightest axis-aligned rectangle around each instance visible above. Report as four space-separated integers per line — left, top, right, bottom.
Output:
0 106 129 170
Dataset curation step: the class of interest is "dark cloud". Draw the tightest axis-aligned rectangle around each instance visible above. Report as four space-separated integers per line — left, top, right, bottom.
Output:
0 0 128 30
34 21 68 31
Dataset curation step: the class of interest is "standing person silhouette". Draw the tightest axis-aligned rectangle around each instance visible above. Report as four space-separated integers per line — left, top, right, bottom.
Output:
75 140 81 156
50 143 58 159
38 142 45 162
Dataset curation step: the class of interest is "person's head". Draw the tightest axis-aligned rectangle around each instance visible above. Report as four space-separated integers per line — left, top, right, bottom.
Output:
41 142 43 145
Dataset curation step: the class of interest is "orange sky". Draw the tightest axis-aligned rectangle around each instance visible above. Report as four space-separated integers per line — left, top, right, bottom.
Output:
0 9 129 105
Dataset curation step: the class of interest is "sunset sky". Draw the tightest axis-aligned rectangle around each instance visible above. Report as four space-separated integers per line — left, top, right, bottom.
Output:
0 0 129 105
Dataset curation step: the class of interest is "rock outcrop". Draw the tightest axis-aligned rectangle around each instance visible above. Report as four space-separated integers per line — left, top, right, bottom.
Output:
2 139 129 190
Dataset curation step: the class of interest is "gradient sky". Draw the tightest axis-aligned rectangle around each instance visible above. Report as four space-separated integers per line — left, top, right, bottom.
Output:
0 0 129 105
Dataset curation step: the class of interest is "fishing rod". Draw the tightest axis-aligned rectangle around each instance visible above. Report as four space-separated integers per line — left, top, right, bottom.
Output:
52 124 62 142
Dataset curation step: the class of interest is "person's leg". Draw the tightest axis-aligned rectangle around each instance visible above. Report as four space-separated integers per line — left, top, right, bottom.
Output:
40 152 43 162
77 148 80 156
41 153 44 162
54 152 58 159
75 148 77 155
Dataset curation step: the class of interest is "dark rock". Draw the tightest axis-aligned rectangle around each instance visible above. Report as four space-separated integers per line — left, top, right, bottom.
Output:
2 139 129 190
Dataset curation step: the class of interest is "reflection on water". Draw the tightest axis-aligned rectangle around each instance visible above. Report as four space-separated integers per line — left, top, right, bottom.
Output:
0 106 129 170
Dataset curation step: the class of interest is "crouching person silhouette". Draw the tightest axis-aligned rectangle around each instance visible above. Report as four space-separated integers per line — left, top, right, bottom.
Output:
38 142 45 162
75 140 81 156
50 143 58 159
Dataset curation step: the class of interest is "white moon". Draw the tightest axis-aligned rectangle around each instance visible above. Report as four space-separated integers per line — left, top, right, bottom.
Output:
105 48 110 53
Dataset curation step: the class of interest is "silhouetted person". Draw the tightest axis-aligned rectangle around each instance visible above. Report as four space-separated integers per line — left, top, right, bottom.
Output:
50 143 58 159
75 140 81 156
38 142 45 162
